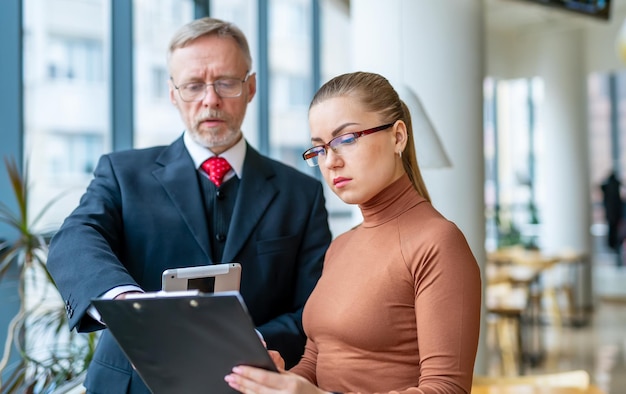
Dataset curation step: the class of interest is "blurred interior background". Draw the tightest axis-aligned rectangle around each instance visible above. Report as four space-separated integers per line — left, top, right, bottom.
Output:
1 0 626 393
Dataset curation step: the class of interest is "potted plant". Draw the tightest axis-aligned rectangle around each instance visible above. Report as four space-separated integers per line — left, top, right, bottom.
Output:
0 156 96 393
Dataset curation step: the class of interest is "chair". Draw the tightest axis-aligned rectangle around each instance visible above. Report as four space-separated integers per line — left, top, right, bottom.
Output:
473 369 590 389
485 278 530 375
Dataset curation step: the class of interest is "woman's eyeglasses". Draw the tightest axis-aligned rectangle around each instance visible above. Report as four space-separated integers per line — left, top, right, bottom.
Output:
302 123 395 167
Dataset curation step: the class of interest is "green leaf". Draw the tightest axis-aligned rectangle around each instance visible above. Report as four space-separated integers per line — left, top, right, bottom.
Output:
0 155 96 392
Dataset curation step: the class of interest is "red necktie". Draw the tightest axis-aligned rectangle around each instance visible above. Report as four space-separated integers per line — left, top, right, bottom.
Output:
201 157 232 187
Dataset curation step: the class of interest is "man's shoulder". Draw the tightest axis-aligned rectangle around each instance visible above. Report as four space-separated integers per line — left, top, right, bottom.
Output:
107 145 169 160
103 139 184 169
248 148 319 184
263 156 319 183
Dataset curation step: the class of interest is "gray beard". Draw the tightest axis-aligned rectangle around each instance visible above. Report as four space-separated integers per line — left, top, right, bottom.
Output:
190 127 241 150
191 109 241 149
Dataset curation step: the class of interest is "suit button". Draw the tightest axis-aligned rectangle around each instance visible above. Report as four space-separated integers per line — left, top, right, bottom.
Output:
216 233 226 242
216 190 224 200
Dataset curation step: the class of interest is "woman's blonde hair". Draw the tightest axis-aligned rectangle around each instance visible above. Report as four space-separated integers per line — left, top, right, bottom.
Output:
310 71 431 202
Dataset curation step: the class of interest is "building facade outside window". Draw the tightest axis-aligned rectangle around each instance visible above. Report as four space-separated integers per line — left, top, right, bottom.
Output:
133 0 195 148
23 0 111 230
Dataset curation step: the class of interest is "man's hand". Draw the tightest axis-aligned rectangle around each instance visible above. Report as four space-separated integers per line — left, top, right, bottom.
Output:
268 350 285 371
114 291 143 300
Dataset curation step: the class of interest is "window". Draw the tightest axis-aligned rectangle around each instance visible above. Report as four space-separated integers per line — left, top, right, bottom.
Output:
47 132 104 179
47 37 104 82
151 66 168 99
211 0 259 148
19 0 354 238
270 0 308 40
588 72 626 239
484 77 544 250
272 74 311 110
23 0 111 230
133 0 194 148
267 0 313 169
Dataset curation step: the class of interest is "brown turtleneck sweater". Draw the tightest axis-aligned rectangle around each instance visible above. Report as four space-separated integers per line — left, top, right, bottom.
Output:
290 175 481 394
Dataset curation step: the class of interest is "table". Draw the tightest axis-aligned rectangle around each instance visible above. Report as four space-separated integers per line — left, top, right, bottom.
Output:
471 384 605 394
488 247 591 327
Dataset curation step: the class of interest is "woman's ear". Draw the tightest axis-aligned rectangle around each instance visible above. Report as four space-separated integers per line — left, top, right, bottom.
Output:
394 121 408 153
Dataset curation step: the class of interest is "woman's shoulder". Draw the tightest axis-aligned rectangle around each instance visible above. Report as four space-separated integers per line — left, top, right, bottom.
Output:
398 203 474 260
402 201 460 233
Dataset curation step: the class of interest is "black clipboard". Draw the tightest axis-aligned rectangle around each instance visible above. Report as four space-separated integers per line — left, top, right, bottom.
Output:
92 291 277 394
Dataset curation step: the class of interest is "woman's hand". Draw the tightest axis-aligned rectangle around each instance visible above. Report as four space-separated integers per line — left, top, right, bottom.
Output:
225 366 329 394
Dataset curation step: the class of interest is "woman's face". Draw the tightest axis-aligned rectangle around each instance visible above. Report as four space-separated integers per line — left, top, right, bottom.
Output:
308 96 407 205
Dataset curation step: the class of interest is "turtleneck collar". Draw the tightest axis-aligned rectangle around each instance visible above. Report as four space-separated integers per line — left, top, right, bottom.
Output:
359 174 426 228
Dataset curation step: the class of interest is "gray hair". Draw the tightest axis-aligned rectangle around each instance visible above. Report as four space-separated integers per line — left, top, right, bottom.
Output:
167 17 252 72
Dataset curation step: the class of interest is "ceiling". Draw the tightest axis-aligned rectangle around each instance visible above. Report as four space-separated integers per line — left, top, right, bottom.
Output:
484 0 626 34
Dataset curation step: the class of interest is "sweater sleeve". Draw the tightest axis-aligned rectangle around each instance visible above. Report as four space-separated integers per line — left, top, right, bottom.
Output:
289 338 319 384
397 221 482 394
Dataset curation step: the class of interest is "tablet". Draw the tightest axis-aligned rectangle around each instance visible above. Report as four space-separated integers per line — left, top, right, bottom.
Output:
92 291 277 394
161 262 241 293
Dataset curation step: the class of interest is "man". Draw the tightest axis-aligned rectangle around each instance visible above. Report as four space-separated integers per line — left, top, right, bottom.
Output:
47 17 332 393
601 171 624 266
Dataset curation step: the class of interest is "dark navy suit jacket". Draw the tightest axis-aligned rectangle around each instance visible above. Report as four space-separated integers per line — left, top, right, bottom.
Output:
47 137 332 393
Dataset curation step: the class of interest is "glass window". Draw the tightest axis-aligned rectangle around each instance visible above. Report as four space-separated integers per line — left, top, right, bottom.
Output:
320 0 350 82
133 0 194 148
588 71 626 250
271 0 308 40
23 0 111 229
211 0 254 27
272 73 310 110
47 36 104 82
151 66 169 99
484 77 544 250
211 0 259 148
47 132 104 179
267 0 313 169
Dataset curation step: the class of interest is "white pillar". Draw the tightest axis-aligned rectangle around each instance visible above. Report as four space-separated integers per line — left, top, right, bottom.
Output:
534 30 593 307
534 30 591 254
351 0 487 373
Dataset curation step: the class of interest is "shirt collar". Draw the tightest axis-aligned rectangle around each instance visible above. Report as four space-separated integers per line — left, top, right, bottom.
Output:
183 131 246 179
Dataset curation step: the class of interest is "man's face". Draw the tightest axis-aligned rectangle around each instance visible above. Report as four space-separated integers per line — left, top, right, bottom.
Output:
168 34 256 154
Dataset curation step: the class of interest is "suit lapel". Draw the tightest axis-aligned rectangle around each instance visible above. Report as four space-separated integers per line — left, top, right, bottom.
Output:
223 145 277 262
152 137 213 263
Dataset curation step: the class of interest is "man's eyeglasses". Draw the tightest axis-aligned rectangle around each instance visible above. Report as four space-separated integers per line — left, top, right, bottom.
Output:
172 73 250 102
302 123 395 167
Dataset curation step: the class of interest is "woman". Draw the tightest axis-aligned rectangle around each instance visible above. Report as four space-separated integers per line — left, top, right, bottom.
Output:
225 71 482 393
